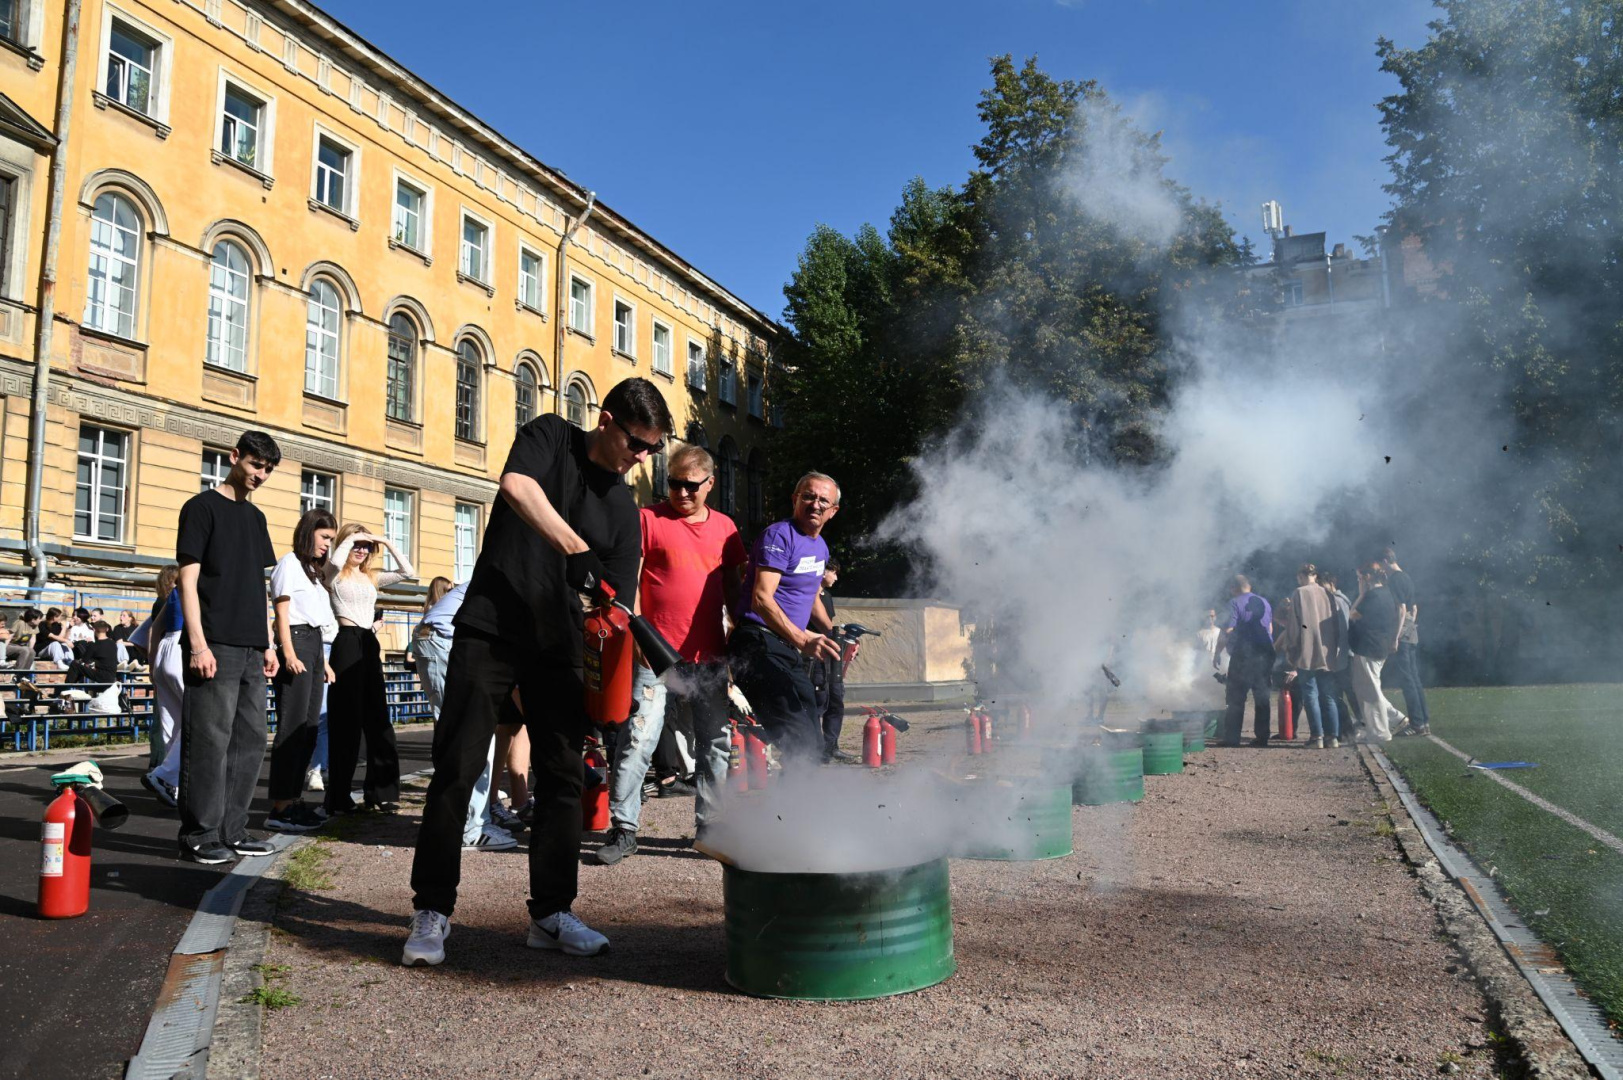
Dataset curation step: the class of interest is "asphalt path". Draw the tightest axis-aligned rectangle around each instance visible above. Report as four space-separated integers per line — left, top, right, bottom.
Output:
0 726 435 1080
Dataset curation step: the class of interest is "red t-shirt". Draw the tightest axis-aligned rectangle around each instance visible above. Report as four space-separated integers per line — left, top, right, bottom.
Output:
639 505 747 663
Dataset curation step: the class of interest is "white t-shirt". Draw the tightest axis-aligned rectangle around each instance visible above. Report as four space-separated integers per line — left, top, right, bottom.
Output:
68 623 94 643
271 553 338 641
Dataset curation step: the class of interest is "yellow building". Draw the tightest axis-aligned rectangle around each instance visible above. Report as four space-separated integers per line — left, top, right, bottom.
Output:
0 0 780 609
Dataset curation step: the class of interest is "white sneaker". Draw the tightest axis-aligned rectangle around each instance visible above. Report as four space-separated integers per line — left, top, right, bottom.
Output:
1311 736 1324 749
464 825 517 851
305 768 325 792
1329 738 1341 749
402 909 450 967
527 910 609 956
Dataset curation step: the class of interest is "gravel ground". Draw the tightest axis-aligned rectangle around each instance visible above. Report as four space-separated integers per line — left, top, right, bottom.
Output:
259 710 1506 1079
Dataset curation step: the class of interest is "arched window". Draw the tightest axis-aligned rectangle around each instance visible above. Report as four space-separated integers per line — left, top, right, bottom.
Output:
747 448 765 530
564 380 588 428
386 313 417 422
304 278 341 399
205 240 250 372
85 192 141 338
685 422 708 450
514 362 539 429
716 437 738 516
455 338 482 441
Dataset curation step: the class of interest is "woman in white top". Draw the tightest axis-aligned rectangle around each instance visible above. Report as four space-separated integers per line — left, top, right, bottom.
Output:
265 509 339 833
323 523 415 814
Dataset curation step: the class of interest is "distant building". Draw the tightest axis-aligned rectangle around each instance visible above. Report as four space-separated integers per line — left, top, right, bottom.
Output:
1244 201 1440 319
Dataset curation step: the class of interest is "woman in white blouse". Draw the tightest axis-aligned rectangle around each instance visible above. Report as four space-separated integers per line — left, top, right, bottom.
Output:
265 509 339 833
323 523 415 814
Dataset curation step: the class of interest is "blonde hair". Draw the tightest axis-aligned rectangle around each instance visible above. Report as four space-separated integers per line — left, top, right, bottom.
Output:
424 576 453 610
335 523 381 583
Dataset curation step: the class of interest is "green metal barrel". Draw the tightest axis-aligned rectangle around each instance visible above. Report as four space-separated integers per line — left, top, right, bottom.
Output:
957 781 1075 860
723 859 956 1000
1141 718 1186 775
1171 710 1212 754
1074 740 1145 805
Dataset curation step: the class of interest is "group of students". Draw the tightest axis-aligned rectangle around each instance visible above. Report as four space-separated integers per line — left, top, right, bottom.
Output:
1212 548 1432 747
136 428 418 865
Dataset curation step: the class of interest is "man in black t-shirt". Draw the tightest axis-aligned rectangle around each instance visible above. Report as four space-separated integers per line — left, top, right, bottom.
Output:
1380 547 1431 735
174 431 281 865
406 378 672 967
810 558 851 762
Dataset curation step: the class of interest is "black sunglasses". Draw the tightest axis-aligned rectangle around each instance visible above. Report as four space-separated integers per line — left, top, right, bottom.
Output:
668 476 711 496
612 415 665 455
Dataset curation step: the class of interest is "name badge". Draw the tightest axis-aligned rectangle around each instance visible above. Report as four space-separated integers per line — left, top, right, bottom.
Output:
793 556 825 576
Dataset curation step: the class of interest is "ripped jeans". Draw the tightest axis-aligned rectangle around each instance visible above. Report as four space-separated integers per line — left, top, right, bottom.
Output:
607 660 731 834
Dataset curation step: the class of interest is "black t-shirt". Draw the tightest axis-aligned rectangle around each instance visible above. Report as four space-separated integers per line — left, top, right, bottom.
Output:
1386 569 1416 610
175 488 276 649
1351 585 1401 659
80 639 119 682
820 589 836 623
456 415 640 661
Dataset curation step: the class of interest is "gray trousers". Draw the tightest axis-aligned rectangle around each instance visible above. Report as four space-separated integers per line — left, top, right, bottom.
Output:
178 643 267 851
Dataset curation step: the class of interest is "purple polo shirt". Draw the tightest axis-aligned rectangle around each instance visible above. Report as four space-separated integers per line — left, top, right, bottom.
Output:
740 520 828 632
1224 592 1274 651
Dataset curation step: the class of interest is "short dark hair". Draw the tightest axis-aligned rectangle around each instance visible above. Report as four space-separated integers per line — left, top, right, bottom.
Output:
1380 546 1398 564
236 429 283 466
22 608 42 623
92 620 111 635
1319 570 1338 588
826 557 841 573
73 607 91 622
602 378 674 436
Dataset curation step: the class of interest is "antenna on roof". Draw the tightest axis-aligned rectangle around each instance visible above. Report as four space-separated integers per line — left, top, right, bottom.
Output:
1261 200 1285 240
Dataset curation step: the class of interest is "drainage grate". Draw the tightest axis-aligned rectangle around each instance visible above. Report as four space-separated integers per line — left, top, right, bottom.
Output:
1373 747 1623 1080
123 951 222 1080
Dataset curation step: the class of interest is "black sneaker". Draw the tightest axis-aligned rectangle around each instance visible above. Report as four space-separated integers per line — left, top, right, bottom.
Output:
515 799 536 826
1396 723 1431 737
364 800 400 814
826 748 858 763
266 802 323 833
226 836 277 857
658 779 697 798
593 828 638 866
180 842 237 865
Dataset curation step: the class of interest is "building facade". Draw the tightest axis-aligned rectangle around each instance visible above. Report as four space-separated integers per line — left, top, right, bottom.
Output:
0 0 779 605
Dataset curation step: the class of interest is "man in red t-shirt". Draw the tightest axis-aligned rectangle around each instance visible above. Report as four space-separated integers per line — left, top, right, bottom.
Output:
596 445 746 865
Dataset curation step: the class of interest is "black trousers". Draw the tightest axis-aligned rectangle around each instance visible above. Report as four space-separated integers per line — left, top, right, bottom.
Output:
1222 646 1273 744
269 626 324 801
324 626 398 811
728 621 821 764
1390 641 1430 726
178 643 266 850
811 657 846 756
410 629 588 919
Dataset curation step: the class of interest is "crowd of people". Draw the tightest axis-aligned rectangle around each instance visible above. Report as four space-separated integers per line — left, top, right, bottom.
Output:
1207 553 1431 748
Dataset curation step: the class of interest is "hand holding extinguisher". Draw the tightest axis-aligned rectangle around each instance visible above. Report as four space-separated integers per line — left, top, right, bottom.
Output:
581 578 684 728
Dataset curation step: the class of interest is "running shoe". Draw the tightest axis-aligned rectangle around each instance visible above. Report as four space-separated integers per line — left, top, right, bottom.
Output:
527 910 609 956
464 825 518 851
402 909 450 967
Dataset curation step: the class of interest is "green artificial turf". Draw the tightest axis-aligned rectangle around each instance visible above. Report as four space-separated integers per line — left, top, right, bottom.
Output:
1383 685 1623 1031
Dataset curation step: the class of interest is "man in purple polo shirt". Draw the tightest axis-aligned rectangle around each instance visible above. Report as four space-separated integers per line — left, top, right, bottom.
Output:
728 472 843 764
1218 574 1275 747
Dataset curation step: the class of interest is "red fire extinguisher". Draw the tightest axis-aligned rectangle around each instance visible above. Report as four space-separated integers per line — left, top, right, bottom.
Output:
880 717 897 765
965 708 983 755
980 710 994 753
863 711 883 767
744 728 770 790
728 720 746 791
1279 686 1295 741
580 742 609 831
38 761 127 920
583 583 635 726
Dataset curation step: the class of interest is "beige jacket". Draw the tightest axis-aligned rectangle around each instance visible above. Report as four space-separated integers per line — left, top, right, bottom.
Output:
1279 584 1339 672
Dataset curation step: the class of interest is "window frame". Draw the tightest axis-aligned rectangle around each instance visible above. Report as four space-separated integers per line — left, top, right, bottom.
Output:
74 424 131 544
309 124 361 222
685 337 707 392
458 206 494 286
513 357 541 430
746 369 764 419
650 319 673 377
384 311 419 423
611 296 636 359
213 70 275 179
453 501 480 584
454 336 484 443
199 446 230 492
516 244 545 314
390 169 432 258
204 238 251 373
303 276 343 401
299 469 337 516
382 486 415 572
83 189 143 341
563 375 592 429
97 9 171 126
567 273 594 338
717 352 737 406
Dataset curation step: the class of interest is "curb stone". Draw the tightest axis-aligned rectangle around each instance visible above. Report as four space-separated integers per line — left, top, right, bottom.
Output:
204 838 302 1080
1355 744 1592 1080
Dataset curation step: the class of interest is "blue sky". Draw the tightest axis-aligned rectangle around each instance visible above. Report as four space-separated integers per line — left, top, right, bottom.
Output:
322 0 1437 320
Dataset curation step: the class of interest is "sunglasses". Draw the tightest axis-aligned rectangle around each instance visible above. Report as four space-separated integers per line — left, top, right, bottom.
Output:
668 476 711 496
352 544 374 553
612 415 665 455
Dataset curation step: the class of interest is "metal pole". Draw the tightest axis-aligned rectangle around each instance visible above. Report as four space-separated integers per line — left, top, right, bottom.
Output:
25 0 82 595
551 190 595 413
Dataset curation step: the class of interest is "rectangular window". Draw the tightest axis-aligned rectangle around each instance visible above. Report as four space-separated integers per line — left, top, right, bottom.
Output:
106 20 157 115
568 276 592 335
686 340 706 391
1285 279 1305 306
75 425 128 542
747 371 763 418
518 248 543 310
0 1 19 44
393 179 424 251
613 300 634 356
314 136 349 213
651 321 672 376
199 448 229 492
383 487 413 572
220 83 263 168
85 193 140 339
0 175 14 297
453 502 479 583
459 213 489 282
300 470 336 515
718 358 737 406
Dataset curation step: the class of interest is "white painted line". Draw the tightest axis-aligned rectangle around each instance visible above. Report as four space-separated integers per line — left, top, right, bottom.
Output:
1425 734 1623 857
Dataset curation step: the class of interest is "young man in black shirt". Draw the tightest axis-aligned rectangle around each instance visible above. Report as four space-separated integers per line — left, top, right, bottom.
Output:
405 378 672 966
1380 546 1431 735
175 430 281 865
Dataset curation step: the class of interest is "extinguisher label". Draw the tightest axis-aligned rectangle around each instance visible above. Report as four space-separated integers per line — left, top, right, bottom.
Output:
41 821 65 877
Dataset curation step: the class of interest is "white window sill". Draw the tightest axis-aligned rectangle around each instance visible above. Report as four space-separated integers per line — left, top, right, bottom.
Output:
211 149 275 190
516 299 547 319
388 237 432 266
92 91 171 139
456 270 495 298
566 326 595 344
612 348 637 365
308 197 360 231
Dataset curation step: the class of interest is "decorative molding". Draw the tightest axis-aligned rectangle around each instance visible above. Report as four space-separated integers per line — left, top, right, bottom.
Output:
210 149 276 189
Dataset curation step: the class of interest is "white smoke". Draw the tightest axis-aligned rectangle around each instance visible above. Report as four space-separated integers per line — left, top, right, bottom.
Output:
1056 97 1185 248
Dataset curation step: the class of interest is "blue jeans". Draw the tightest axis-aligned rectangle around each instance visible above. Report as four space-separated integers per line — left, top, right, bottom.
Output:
608 661 731 833
1295 669 1340 740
